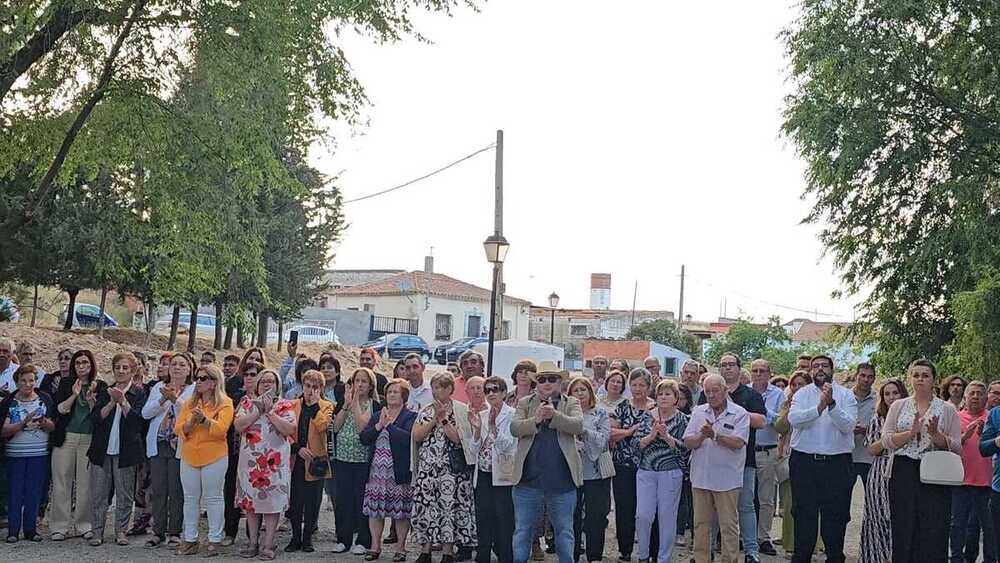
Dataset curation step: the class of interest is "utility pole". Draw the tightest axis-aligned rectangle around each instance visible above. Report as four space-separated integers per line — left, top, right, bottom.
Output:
487 129 504 377
630 280 638 331
678 264 685 325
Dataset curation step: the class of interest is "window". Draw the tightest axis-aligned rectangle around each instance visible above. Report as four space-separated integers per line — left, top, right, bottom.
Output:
501 320 511 340
663 358 677 375
570 324 588 337
363 304 374 312
466 315 482 337
436 314 452 341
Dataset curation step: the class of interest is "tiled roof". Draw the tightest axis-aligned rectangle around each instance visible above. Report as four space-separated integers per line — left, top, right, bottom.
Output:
333 271 530 305
785 319 850 343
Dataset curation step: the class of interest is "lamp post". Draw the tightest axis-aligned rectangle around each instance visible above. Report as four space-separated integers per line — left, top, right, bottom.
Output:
548 292 559 343
483 234 510 377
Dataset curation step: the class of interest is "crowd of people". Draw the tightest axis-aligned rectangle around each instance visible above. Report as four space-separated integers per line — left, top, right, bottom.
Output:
1 334 1000 563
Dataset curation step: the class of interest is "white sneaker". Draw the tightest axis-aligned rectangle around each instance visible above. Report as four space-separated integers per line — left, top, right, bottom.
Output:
351 544 367 555
332 543 348 553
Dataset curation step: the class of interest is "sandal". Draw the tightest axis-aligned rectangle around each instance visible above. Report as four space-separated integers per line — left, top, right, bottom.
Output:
51 532 66 541
240 545 259 559
146 535 164 548
366 551 382 561
393 553 408 562
116 533 130 546
258 548 276 561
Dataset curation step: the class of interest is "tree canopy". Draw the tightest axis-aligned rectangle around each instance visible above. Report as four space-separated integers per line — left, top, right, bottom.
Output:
782 1 1000 372
626 319 702 358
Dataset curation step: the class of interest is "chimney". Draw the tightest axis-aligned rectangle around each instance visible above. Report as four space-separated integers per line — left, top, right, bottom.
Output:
424 255 434 274
590 273 611 310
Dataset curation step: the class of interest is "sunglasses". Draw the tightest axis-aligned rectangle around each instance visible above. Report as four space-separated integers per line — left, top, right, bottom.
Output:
244 371 259 377
538 375 561 384
484 386 503 394
195 375 215 383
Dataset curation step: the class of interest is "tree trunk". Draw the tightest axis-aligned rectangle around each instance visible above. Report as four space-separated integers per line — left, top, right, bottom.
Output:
63 288 79 330
30 285 38 327
187 302 199 352
143 299 154 350
214 300 224 350
236 323 246 349
256 311 269 348
224 321 235 349
167 304 180 350
98 285 109 339
276 321 284 353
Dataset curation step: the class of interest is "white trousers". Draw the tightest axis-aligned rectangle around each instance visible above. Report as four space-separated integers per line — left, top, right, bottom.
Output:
180 456 228 543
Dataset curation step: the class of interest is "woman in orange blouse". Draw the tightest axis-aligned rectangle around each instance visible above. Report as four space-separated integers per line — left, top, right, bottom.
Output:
174 365 234 557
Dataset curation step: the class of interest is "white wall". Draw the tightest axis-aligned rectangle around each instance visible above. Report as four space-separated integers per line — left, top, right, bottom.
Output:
327 293 530 347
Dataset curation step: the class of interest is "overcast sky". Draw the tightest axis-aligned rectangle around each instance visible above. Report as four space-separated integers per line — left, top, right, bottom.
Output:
309 1 865 324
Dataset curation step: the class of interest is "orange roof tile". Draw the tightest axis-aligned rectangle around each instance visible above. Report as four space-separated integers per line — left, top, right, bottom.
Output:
333 270 530 305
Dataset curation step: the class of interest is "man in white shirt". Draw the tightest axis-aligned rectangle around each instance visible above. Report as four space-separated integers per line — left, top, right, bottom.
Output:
403 353 433 412
788 354 858 563
0 337 21 396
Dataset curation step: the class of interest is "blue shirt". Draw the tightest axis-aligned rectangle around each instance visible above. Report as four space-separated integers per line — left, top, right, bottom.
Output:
978 407 1000 492
520 395 575 494
753 384 784 447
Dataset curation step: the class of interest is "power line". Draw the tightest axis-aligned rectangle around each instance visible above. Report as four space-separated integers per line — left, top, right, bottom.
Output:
343 143 496 204
684 275 847 319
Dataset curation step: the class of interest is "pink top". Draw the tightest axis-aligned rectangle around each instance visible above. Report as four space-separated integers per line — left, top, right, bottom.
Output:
959 409 992 487
452 377 469 404
683 401 749 492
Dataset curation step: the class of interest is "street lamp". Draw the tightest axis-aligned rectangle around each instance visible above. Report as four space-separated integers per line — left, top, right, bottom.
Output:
483 234 510 377
548 292 560 343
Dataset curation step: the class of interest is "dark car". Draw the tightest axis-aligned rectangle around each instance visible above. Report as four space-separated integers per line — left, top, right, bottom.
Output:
433 336 488 365
365 334 432 363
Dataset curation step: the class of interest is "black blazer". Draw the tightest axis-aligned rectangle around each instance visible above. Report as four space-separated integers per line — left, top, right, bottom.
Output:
51 374 87 448
86 381 147 468
359 408 417 485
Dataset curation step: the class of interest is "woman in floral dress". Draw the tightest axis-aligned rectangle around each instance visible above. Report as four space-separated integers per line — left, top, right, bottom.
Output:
234 369 296 560
361 378 417 561
411 372 477 563
858 379 907 563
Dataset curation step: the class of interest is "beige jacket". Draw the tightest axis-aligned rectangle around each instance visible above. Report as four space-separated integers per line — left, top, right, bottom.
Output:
510 393 585 487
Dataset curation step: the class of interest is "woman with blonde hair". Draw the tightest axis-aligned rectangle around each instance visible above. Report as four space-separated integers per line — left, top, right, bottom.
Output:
174 365 234 557
567 377 614 563
331 367 380 554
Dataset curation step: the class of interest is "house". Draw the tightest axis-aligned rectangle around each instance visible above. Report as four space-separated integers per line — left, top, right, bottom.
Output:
581 339 692 377
326 266 531 348
781 318 876 367
313 269 405 308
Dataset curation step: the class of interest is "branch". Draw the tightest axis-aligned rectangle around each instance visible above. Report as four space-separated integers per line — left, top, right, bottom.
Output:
0 6 116 102
17 0 148 228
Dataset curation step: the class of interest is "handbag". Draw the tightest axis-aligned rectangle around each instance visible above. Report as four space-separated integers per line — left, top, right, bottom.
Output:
919 450 964 486
308 456 330 478
447 441 473 474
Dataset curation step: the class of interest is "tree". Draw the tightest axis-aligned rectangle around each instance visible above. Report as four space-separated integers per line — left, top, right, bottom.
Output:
0 0 475 234
941 270 1000 381
704 318 794 371
782 1 1000 372
626 319 701 358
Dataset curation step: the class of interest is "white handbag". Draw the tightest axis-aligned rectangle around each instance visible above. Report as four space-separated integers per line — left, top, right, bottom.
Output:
919 450 964 486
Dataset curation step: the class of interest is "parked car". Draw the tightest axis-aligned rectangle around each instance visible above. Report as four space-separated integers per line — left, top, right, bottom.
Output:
364 334 432 362
62 303 118 329
269 325 341 345
433 336 488 364
154 311 217 334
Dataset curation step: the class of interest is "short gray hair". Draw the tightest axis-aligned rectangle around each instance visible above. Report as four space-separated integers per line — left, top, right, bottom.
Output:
702 374 726 391
0 337 13 351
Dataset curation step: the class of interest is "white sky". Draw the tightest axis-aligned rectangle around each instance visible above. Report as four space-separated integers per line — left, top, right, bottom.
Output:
309 0 865 323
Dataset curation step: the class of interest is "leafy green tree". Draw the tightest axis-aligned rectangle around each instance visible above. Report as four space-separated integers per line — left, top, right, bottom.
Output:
941 270 1000 381
782 1 1000 372
704 317 793 369
627 319 701 358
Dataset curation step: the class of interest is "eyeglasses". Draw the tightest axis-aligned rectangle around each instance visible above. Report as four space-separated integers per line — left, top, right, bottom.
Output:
244 371 258 377
195 375 215 383
537 375 561 384
484 386 503 394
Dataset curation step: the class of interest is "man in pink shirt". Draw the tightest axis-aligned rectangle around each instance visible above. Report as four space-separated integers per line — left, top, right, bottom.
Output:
452 350 484 405
683 374 750 563
951 380 996 563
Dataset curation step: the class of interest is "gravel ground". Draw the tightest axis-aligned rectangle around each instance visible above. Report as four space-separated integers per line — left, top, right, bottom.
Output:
3 481 864 562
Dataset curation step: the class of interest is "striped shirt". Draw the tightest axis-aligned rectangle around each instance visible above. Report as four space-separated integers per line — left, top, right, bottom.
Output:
5 397 49 457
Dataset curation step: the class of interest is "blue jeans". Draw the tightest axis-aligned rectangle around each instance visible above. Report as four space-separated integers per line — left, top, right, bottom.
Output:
513 486 576 563
950 485 996 563
6 455 49 537
739 466 759 558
